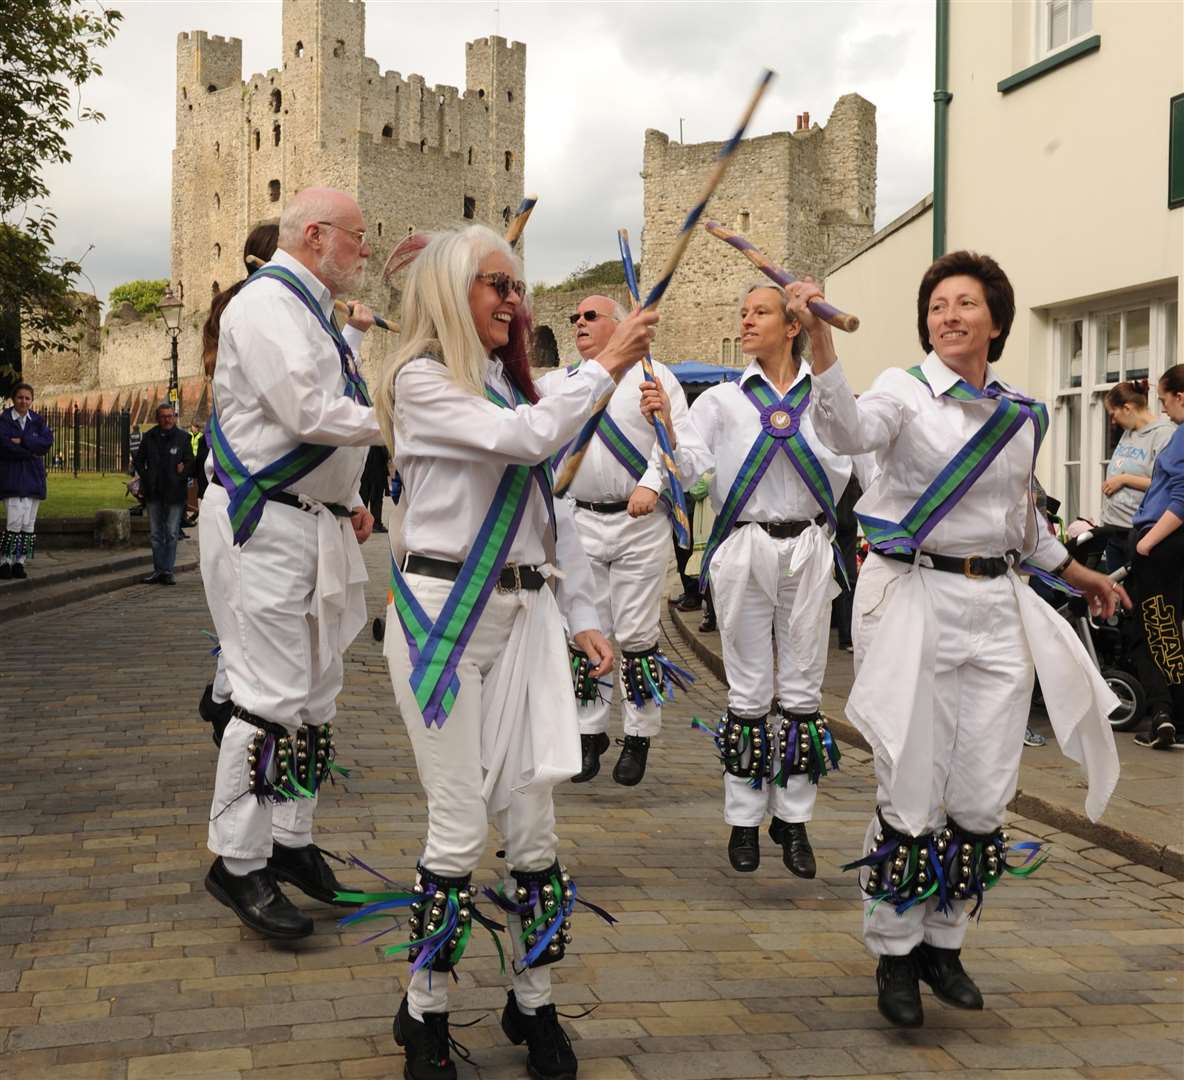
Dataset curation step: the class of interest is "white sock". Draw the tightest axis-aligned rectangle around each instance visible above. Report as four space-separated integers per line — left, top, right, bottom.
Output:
222 855 267 876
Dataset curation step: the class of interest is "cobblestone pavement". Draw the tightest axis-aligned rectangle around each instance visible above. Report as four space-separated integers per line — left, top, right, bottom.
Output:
1 540 1182 1080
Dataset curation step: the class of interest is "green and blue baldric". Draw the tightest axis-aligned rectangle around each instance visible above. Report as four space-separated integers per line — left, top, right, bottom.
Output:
857 366 1072 591
207 263 373 546
698 372 841 588
387 381 555 729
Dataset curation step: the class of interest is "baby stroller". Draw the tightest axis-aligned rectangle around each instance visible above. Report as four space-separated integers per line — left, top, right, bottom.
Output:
1031 524 1145 730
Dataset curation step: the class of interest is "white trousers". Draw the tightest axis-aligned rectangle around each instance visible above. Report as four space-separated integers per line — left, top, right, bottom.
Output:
711 526 836 826
853 557 1034 956
572 507 672 738
3 497 38 562
201 486 346 859
387 576 581 1013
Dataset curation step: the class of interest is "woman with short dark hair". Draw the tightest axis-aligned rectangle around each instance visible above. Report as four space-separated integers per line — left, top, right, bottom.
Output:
0 382 53 580
788 251 1125 1028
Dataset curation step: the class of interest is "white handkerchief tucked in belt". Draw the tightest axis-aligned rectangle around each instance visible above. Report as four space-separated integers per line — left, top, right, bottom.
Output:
712 524 779 639
785 525 841 674
307 500 369 673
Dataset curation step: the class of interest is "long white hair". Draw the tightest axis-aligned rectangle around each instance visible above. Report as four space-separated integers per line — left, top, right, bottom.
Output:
375 225 523 451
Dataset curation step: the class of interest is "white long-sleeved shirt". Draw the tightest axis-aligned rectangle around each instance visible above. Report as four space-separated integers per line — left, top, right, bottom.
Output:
210 248 382 508
809 352 1069 570
393 355 615 633
674 359 855 524
538 359 690 502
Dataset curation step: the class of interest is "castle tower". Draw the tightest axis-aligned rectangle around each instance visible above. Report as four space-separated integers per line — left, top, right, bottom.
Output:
640 95 876 365
464 37 526 236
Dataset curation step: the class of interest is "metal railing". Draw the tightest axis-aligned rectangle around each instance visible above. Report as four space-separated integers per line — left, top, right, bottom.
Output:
40 405 132 476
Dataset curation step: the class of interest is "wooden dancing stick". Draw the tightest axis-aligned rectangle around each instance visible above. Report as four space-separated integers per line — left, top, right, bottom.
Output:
245 255 398 332
504 194 538 248
554 68 776 497
703 221 860 333
617 227 692 546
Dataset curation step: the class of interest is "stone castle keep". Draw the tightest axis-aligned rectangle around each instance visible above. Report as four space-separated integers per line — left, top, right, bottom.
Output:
531 98 876 368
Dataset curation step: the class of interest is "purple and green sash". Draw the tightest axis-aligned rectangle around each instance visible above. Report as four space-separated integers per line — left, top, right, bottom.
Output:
388 382 555 729
858 367 1070 590
698 374 840 588
206 266 373 546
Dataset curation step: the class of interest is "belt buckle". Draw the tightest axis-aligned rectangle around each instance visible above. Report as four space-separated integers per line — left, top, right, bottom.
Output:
963 556 983 579
497 563 522 594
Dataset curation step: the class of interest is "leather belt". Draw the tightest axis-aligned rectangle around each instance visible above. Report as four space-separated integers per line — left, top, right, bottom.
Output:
734 515 824 540
879 549 1018 579
575 499 629 514
210 473 351 518
404 554 546 592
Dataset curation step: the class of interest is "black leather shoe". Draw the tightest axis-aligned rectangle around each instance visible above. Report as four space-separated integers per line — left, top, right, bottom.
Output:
10 562 26 580
0 563 11 580
876 953 924 1027
728 825 760 872
501 990 578 1080
915 942 984 1009
143 571 163 584
162 572 177 585
768 817 817 878
571 731 610 783
676 593 703 612
268 842 361 907
699 614 717 632
612 734 650 786
394 995 459 1080
204 857 313 939
198 683 234 747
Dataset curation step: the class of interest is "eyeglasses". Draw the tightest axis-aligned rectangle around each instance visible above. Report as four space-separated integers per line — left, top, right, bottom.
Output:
568 309 617 325
475 271 526 301
316 221 367 245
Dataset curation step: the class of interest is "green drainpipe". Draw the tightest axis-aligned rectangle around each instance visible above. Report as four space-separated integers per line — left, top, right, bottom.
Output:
933 0 951 260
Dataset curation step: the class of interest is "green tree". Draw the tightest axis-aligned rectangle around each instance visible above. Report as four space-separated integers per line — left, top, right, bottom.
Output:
0 0 122 390
108 279 169 316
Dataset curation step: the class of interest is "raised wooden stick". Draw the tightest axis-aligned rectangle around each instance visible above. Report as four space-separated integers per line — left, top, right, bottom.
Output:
553 69 776 497
703 221 859 332
504 194 538 248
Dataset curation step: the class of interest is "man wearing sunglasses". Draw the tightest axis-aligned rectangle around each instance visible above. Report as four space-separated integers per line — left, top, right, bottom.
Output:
540 295 692 787
200 186 386 939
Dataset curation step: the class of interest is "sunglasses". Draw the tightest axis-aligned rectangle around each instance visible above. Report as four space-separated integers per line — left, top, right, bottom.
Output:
475 271 526 301
568 309 616 325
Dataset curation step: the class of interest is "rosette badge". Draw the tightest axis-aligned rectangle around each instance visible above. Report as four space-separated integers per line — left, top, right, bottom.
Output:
762 404 800 439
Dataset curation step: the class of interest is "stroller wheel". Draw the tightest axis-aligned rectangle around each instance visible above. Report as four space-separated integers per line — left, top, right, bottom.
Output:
1101 668 1145 731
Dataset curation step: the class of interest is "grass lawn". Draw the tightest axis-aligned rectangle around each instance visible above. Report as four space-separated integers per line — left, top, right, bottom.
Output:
1 473 136 521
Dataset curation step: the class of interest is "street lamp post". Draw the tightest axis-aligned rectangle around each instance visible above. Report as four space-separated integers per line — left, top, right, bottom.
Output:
158 287 184 417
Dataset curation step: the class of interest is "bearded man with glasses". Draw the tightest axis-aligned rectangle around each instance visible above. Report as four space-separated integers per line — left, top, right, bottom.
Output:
539 295 693 787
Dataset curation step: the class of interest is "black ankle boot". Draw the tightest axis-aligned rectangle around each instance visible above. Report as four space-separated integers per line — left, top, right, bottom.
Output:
612 734 650 786
728 825 760 872
915 942 983 1009
876 952 923 1027
768 817 817 878
501 990 578 1080
394 995 460 1080
571 732 610 783
268 842 360 907
204 857 313 939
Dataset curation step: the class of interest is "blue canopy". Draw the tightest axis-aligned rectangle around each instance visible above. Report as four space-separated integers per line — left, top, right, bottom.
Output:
667 361 742 386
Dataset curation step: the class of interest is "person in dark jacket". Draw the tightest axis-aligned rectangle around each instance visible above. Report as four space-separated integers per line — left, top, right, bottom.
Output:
0 383 53 580
133 403 194 584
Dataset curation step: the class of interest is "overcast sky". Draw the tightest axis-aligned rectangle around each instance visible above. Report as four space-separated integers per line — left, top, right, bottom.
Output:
43 0 936 309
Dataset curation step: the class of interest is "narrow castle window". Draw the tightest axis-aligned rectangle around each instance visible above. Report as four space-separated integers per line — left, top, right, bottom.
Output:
377 222 383 238
502 206 512 226
722 339 732 363
213 192 220 210
178 282 184 301
268 179 281 202
295 40 304 58
181 87 187 100
463 196 476 220
477 88 485 99
254 129 261 151
507 90 514 103
214 141 220 157
467 146 473 165
212 281 220 297
333 39 345 58
213 243 221 259
207 84 217 93
504 150 512 172
734 337 742 357
419 139 426 153
270 89 282 114
739 211 750 231
382 124 393 138
273 122 281 146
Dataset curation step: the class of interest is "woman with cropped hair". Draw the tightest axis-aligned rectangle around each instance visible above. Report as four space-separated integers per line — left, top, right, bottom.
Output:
788 251 1125 1028
372 224 655 1080
0 382 53 580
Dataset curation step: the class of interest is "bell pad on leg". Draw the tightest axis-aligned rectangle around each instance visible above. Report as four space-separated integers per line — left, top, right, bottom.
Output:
770 705 841 786
842 809 940 914
707 710 771 786
940 818 1048 917
407 866 477 974
568 646 602 706
620 645 693 707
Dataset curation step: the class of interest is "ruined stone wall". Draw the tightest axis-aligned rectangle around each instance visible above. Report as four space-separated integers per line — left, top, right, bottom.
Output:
21 295 102 396
640 94 876 364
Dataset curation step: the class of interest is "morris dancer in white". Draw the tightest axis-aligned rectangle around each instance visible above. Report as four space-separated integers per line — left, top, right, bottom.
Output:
373 227 656 1080
540 294 692 786
644 284 862 878
790 252 1124 1028
201 187 382 939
